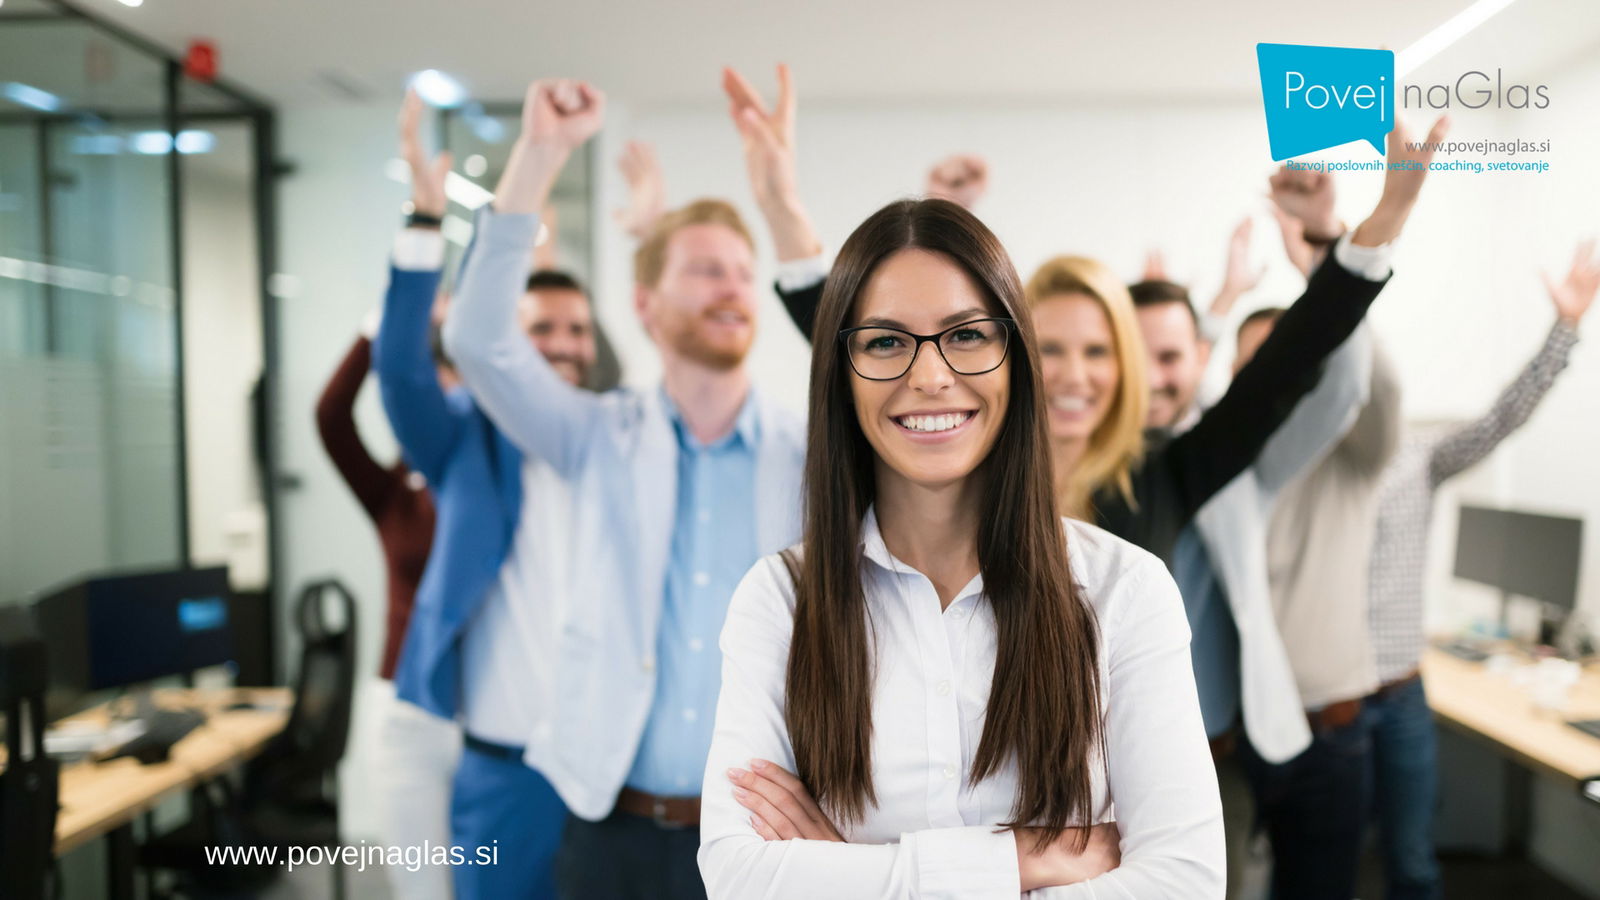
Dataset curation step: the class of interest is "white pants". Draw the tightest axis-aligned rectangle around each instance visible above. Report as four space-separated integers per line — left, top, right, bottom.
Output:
370 678 462 900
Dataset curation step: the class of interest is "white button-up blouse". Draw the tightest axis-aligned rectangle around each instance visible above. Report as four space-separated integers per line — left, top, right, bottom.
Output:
699 509 1224 899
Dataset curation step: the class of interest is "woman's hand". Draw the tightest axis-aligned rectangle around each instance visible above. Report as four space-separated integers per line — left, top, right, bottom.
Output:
1015 822 1122 891
727 759 844 842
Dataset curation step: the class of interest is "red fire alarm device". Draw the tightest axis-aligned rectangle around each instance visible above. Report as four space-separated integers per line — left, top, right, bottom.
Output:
184 40 218 83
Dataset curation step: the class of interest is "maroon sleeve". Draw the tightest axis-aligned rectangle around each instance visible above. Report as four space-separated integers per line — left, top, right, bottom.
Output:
315 337 396 520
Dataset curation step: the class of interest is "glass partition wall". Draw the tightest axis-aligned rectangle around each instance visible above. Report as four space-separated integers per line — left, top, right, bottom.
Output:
0 0 279 682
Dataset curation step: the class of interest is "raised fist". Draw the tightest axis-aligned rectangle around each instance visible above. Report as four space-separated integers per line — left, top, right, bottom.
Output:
521 78 606 152
925 154 988 209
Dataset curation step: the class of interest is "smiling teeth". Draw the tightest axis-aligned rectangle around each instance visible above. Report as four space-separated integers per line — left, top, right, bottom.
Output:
898 413 971 433
1051 396 1088 412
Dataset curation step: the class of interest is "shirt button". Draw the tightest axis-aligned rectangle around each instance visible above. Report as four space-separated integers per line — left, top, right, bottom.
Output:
693 572 710 588
641 656 655 672
698 508 711 524
683 708 698 723
688 637 705 652
943 764 956 780
936 680 951 696
950 606 967 619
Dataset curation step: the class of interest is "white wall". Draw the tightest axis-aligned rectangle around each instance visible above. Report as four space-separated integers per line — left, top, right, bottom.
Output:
182 129 267 581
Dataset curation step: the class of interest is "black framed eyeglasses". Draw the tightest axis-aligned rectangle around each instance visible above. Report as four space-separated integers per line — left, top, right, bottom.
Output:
838 317 1016 381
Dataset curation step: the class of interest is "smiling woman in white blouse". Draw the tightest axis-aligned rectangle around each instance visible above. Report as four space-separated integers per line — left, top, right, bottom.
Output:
697 198 1224 899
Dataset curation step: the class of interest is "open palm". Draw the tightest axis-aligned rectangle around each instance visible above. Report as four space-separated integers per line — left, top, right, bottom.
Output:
1545 239 1600 325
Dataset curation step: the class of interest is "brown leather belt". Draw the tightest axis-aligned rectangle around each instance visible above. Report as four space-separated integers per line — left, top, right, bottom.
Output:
1306 697 1364 734
616 787 701 829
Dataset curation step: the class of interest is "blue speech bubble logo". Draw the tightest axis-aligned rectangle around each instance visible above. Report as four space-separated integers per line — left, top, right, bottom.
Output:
1257 43 1394 160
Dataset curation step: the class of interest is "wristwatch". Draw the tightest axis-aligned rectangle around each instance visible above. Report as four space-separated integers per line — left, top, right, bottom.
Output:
406 211 444 230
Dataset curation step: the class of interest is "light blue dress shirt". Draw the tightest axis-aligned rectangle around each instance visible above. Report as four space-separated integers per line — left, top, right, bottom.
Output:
1173 525 1241 740
625 390 761 795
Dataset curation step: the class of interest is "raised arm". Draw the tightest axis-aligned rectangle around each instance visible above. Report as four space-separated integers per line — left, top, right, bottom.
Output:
1429 242 1594 484
316 335 392 518
1033 555 1225 899
613 139 667 241
1199 218 1266 345
442 79 609 477
723 64 828 342
699 559 1029 900
1159 116 1448 517
1250 324 1373 497
371 90 463 484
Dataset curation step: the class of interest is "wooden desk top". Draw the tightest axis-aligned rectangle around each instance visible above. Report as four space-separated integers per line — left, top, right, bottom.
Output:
1422 647 1600 784
40 687 292 856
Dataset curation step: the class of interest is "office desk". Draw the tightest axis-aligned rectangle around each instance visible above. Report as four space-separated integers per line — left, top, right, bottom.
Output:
1422 647 1600 785
2 687 292 897
41 687 292 856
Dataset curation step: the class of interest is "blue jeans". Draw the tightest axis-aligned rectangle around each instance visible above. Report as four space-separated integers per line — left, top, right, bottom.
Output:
1241 703 1374 900
1367 675 1442 900
451 739 568 900
556 809 706 900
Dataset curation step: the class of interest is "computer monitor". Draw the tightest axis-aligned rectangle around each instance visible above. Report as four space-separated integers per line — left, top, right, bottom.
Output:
31 566 235 694
1453 504 1583 626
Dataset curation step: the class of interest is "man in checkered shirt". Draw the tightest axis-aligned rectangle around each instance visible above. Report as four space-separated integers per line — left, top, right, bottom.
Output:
1364 240 1598 900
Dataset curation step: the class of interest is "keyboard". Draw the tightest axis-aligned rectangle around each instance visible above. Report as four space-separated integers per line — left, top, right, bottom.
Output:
1436 638 1492 662
104 708 206 764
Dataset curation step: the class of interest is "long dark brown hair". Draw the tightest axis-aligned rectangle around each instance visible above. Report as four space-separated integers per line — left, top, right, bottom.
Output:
783 198 1105 849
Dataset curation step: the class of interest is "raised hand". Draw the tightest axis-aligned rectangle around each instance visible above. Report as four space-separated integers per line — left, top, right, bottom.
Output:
495 78 606 216
722 63 821 261
1212 217 1265 316
926 154 989 209
727 759 844 843
1269 204 1319 278
613 140 666 241
1267 165 1340 243
522 78 606 153
399 88 451 219
1544 238 1600 326
1141 249 1168 282
723 65 800 212
1351 114 1449 248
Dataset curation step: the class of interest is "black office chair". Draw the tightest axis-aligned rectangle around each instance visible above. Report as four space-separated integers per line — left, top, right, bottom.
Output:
0 607 60 900
140 578 358 898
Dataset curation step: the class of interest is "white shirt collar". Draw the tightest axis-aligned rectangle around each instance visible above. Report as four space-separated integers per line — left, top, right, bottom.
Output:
859 504 986 605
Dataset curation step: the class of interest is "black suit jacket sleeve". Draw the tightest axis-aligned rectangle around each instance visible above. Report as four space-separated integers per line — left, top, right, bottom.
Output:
1096 249 1390 562
777 279 826 343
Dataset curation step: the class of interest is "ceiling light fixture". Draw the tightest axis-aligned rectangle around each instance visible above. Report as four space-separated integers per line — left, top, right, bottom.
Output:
128 129 216 155
408 69 468 108
3 82 64 113
1395 0 1521 78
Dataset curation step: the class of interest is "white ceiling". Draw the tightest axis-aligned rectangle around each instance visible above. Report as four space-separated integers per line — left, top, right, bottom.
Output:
17 0 1600 109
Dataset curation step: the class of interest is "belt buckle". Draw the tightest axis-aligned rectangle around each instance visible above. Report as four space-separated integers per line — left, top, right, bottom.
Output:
651 798 685 831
